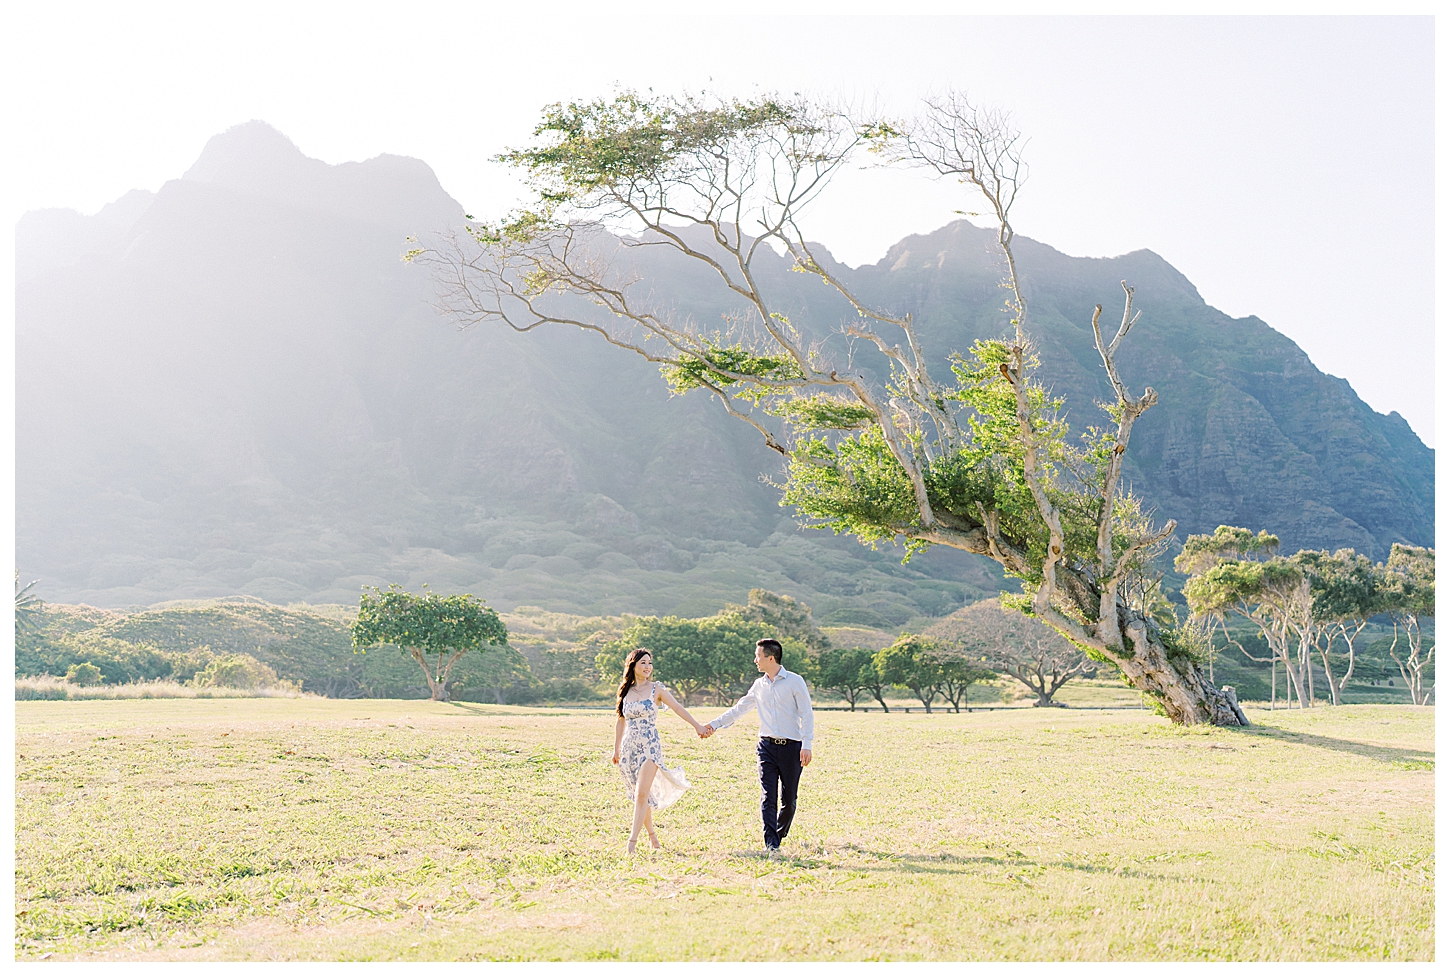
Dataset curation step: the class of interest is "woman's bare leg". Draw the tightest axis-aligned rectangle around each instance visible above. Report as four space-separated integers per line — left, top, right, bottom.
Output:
628 761 658 852
643 805 660 848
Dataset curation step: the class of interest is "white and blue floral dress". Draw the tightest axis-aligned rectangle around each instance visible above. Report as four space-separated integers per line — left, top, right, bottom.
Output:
619 683 690 810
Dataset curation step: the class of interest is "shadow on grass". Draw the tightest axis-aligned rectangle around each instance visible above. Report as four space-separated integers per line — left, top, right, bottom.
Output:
766 844 1179 882
1230 725 1434 764
440 702 577 718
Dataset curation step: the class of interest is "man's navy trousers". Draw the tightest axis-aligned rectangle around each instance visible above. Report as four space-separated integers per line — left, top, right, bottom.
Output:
757 736 803 848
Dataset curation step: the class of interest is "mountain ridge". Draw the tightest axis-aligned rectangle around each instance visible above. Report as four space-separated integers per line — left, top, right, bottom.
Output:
15 122 1432 620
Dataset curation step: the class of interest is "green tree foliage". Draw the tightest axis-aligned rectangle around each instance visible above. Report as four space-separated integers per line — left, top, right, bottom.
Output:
192 653 284 691
597 616 731 705
1293 548 1383 704
778 338 1127 579
64 662 102 686
100 600 363 697
1380 544 1435 706
872 634 991 713
351 585 512 702
15 599 365 696
873 635 947 712
16 598 607 703
1181 527 1433 709
1180 540 1314 709
856 658 895 713
17 598 740 704
20 632 180 686
731 589 832 660
596 609 808 706
936 655 996 713
1175 526 1280 576
814 647 878 710
457 643 534 705
505 640 609 705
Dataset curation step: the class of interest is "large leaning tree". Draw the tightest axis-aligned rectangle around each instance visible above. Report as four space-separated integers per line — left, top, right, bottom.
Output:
419 88 1249 726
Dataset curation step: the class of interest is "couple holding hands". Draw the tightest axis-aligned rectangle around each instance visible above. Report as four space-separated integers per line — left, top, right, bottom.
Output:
611 639 815 855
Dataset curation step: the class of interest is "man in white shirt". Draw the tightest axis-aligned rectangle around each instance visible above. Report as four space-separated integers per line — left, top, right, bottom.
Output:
699 638 815 852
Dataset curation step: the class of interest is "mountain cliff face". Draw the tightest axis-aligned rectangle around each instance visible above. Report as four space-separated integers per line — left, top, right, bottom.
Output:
842 223 1433 556
15 122 1432 619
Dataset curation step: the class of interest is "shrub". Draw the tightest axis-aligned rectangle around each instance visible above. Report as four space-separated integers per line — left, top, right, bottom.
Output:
169 645 219 683
191 654 283 691
65 662 104 686
37 633 175 684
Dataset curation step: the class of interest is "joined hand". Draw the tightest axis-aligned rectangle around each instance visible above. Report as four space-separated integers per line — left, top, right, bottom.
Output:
697 724 714 739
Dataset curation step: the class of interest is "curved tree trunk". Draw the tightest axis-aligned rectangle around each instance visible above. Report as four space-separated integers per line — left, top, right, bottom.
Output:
1115 617 1249 726
1284 653 1309 709
1320 647 1343 706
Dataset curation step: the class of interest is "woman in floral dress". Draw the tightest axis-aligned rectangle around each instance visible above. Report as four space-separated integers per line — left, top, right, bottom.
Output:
611 648 709 853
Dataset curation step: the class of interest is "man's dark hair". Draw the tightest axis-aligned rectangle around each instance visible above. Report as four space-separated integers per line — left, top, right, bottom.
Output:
757 638 783 663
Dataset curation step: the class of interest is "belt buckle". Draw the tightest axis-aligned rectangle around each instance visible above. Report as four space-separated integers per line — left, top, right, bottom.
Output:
769 737 790 745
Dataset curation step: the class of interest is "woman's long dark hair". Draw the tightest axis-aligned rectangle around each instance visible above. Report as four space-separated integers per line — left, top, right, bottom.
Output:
616 648 652 717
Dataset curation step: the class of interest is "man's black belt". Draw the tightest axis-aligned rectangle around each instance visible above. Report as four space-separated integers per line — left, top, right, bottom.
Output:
763 736 800 745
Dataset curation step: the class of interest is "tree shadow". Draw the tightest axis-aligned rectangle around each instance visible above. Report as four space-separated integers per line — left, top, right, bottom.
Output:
1229 724 1434 764
440 701 570 717
792 844 1176 882
441 701 507 718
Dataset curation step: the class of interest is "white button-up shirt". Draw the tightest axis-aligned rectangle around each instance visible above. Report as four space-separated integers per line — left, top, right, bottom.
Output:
708 667 815 750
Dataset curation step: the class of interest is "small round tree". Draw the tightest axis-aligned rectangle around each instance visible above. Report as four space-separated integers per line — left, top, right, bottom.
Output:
65 661 103 687
874 635 946 713
192 653 281 691
815 646 878 711
351 585 512 702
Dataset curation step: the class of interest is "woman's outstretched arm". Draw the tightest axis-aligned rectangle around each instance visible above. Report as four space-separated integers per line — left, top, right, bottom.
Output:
612 715 625 764
656 684 706 733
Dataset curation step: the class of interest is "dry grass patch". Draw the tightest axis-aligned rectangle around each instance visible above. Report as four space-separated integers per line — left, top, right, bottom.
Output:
16 675 310 701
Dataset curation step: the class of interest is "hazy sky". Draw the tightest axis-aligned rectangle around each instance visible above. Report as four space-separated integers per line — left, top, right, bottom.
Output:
5 7 1437 445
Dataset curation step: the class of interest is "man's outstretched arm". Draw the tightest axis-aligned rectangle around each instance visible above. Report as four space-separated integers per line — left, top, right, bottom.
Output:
704 687 758 737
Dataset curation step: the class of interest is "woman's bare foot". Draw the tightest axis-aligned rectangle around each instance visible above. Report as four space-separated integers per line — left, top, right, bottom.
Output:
648 830 661 850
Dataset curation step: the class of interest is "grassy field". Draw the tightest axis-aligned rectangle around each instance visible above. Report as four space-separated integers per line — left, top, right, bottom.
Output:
15 698 1434 961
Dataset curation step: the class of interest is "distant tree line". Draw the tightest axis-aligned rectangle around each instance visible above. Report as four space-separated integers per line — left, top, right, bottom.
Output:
15 547 1431 710
1178 528 1435 707
589 588 1104 713
6 579 1106 710
12 593 542 702
591 590 826 704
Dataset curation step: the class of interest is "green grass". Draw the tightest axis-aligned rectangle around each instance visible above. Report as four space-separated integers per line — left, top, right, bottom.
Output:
15 699 1433 960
